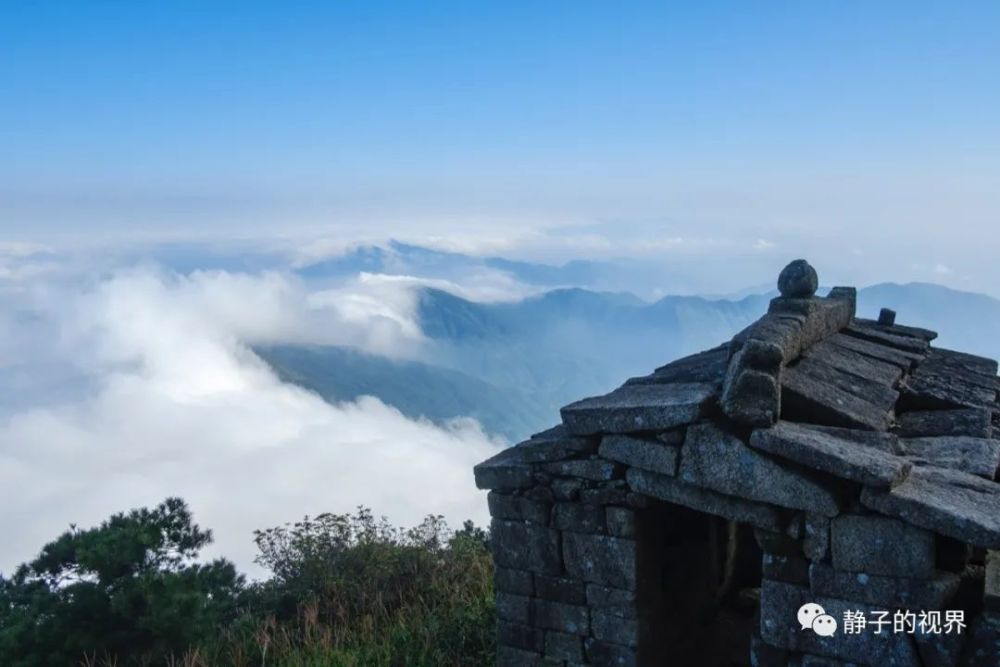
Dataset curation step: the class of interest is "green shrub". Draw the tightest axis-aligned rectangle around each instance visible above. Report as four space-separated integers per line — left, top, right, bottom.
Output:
0 501 495 667
224 509 495 667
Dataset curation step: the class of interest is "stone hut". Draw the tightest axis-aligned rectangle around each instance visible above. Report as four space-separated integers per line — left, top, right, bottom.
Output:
474 260 1000 667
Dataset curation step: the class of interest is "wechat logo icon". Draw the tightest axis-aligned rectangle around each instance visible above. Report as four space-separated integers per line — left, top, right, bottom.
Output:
798 602 838 637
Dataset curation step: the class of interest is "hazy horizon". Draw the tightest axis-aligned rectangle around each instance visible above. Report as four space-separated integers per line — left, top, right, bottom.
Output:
3 3 1000 575
4 2 1000 291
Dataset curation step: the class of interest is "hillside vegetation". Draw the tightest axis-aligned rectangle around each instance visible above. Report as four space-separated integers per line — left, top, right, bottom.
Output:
0 499 494 667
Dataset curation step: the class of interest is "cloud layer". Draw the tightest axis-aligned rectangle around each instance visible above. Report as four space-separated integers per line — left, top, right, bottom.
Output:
0 264 501 576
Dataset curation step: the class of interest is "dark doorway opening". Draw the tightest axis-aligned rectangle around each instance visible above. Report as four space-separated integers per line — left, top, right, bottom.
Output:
636 502 762 666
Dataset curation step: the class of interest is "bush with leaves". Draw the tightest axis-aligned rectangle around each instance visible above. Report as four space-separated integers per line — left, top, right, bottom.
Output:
0 498 243 666
235 508 495 666
0 500 493 666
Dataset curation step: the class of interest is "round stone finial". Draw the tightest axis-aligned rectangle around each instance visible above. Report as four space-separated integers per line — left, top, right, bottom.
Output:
778 259 818 298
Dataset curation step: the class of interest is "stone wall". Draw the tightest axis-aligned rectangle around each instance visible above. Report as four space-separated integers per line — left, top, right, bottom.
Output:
475 262 1000 666
476 417 1000 666
481 428 648 666
754 511 993 666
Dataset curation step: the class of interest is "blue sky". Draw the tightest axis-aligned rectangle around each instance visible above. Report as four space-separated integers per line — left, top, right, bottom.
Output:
2 1 999 286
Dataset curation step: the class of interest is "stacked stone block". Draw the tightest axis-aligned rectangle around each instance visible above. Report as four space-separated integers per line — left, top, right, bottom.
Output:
477 399 1000 664
475 260 1000 666
479 427 647 666
753 511 980 666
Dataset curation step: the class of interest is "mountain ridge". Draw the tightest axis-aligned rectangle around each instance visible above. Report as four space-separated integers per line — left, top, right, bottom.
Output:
260 279 1000 443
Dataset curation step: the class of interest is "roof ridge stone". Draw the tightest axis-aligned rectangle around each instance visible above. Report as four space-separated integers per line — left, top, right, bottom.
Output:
720 260 856 427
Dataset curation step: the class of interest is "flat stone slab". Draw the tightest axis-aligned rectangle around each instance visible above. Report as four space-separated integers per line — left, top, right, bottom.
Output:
924 347 999 381
562 531 637 590
489 491 551 525
903 349 999 412
896 408 993 439
861 466 1000 549
545 631 584 663
827 332 923 370
626 345 728 386
626 467 784 531
496 592 533 625
844 323 931 355
552 503 606 534
495 567 534 596
497 645 543 666
491 519 563 575
474 427 599 489
898 436 1000 478
560 382 717 435
535 575 587 605
586 584 638 620
750 421 910 487
591 608 638 647
830 514 936 578
598 434 679 476
789 356 900 412
678 422 840 516
533 598 589 635
903 366 998 410
853 318 938 342
474 447 537 490
804 338 904 387
794 424 900 454
541 459 623 481
506 425 598 463
782 362 892 431
809 562 960 610
497 620 543 653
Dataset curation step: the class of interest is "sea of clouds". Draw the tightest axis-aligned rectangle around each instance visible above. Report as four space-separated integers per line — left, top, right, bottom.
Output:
0 222 993 578
0 247 519 577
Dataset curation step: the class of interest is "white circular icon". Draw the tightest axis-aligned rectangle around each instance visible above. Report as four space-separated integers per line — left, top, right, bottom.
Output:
797 602 826 630
812 613 838 637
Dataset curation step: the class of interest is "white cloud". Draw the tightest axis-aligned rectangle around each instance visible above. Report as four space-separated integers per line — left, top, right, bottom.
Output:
350 270 539 303
933 263 954 276
0 242 62 285
0 266 500 577
66 266 432 361
288 237 386 268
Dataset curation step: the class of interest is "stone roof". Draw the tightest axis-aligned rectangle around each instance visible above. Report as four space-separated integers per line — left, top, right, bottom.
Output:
475 261 1000 549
